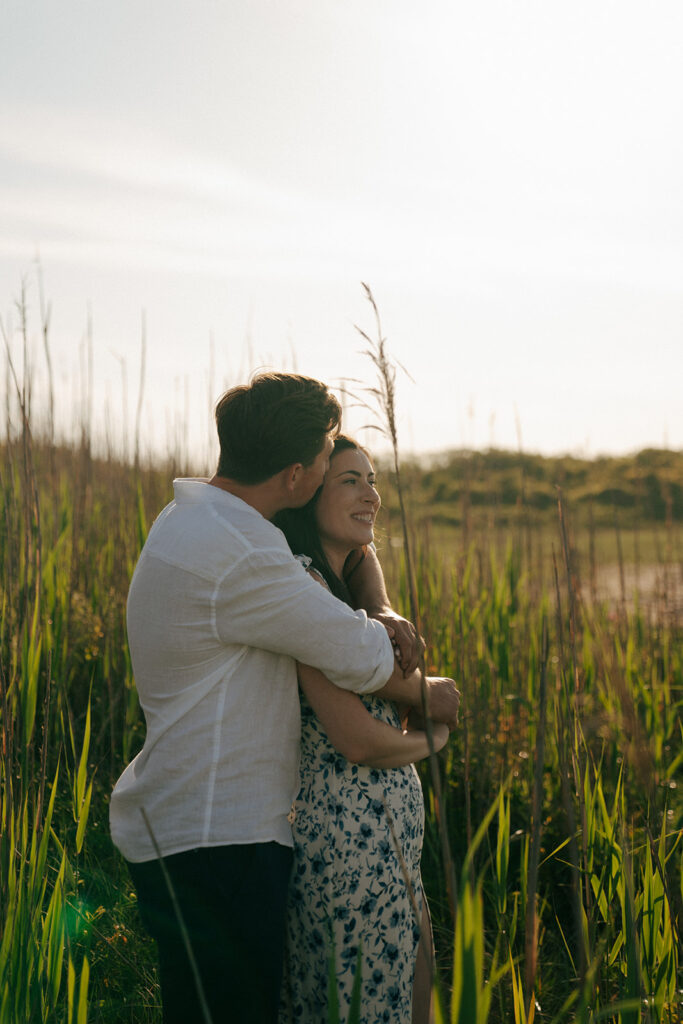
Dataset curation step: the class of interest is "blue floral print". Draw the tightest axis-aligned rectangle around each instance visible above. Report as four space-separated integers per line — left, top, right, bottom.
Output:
279 688 425 1023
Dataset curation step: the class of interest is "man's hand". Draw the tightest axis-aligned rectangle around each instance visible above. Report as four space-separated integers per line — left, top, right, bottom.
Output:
424 677 461 731
371 611 425 675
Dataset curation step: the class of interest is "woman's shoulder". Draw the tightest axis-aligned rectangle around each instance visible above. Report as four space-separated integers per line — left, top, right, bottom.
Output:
294 553 329 589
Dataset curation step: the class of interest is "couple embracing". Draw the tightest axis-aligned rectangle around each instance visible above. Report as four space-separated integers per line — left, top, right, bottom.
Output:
109 372 461 1023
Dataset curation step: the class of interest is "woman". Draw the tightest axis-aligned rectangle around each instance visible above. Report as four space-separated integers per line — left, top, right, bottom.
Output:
275 437 449 1024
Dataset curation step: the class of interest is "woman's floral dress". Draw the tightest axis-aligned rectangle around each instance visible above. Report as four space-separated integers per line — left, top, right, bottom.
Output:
279 671 426 1023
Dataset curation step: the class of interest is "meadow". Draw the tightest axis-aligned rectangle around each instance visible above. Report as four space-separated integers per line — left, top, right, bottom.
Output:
1 334 682 1021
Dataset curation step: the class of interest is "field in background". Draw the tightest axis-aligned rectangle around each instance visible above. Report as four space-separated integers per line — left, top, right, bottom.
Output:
376 491 682 1019
2 420 681 1022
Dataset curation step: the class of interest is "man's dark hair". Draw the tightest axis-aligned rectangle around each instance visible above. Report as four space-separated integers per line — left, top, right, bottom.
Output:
215 372 341 484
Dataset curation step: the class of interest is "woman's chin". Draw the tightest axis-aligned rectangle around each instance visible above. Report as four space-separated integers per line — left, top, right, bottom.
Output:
336 522 375 550
355 527 374 546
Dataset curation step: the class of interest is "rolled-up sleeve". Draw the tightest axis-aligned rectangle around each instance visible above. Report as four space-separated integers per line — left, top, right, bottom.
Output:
213 548 394 694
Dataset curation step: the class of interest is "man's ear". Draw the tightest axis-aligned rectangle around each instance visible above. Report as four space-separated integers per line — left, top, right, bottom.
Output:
282 462 304 495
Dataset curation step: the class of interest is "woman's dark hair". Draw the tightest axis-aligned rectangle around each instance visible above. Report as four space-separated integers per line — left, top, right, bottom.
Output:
215 372 341 484
273 435 369 606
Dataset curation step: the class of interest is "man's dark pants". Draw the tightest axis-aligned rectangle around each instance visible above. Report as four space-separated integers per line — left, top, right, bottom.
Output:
127 842 293 1024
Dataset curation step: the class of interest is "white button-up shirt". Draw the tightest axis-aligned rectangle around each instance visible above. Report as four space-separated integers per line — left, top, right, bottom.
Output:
109 479 395 862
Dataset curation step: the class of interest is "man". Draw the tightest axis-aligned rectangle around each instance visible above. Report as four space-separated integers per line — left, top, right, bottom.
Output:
110 372 459 1023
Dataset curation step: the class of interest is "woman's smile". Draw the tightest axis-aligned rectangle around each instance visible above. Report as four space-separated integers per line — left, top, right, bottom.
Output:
314 447 380 573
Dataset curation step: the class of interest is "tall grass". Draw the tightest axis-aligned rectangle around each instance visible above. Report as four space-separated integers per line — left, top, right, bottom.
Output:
380 475 682 1021
357 289 681 1022
1 290 681 1021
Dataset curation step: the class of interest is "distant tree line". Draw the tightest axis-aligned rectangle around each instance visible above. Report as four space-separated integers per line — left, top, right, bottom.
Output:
379 448 683 526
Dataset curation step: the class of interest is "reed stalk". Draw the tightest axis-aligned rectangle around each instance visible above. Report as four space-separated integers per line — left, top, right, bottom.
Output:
356 282 458 920
523 615 548 1010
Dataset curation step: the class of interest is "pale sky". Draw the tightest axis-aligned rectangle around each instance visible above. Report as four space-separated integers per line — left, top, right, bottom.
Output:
2 0 682 466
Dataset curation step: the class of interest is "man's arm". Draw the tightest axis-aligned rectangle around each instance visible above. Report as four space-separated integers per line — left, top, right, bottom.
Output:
346 546 425 673
214 550 395 694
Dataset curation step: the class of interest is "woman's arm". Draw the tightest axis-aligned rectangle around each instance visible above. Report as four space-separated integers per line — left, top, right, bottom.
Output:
297 661 449 769
345 545 425 673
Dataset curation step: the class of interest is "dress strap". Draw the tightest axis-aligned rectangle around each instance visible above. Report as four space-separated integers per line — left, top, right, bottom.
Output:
294 553 330 590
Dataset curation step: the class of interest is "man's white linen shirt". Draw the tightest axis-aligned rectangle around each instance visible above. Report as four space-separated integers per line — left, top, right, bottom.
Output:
109 479 395 863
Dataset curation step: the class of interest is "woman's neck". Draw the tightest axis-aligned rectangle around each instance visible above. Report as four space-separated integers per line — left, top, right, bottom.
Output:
320 543 351 583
